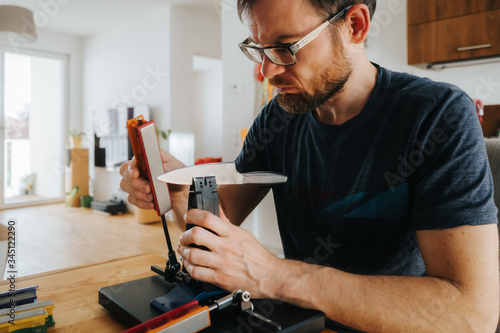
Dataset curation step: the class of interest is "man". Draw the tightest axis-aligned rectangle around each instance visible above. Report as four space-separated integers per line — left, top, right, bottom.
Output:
120 0 499 331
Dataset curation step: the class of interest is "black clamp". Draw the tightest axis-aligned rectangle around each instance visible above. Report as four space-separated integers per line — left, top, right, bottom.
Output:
152 176 220 283
187 176 219 220
185 176 219 252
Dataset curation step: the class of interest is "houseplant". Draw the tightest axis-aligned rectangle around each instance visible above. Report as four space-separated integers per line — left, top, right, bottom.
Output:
156 128 171 150
70 129 85 149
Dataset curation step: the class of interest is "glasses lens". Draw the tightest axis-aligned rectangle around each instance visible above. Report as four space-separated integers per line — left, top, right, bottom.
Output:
239 44 295 65
265 48 295 66
240 46 264 63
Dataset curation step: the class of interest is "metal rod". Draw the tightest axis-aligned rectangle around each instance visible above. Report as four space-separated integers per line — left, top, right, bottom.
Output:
161 214 175 254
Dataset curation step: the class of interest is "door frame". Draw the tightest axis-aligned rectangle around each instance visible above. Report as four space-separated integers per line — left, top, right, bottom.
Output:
0 48 69 210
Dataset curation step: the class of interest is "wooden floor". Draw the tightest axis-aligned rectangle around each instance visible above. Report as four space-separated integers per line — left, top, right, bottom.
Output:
0 203 182 277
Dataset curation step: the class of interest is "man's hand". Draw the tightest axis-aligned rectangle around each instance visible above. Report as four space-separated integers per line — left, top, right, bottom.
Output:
177 209 279 298
119 150 189 229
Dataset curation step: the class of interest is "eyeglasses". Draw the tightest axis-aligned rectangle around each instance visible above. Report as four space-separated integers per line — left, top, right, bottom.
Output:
239 5 352 66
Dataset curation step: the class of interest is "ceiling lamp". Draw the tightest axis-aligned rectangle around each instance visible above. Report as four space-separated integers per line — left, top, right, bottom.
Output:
0 5 37 45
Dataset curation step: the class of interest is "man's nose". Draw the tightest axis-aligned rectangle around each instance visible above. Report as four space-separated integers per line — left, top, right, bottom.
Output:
260 55 286 79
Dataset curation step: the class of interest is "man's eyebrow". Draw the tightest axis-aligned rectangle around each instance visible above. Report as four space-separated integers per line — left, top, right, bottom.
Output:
249 34 301 46
275 34 302 43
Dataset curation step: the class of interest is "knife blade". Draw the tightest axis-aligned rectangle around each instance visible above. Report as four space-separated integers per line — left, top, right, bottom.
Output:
157 162 287 185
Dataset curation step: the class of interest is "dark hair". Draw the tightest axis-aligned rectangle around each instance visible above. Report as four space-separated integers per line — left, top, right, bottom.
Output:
237 0 376 21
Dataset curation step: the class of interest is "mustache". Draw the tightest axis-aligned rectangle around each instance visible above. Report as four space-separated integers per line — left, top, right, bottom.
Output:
268 77 298 88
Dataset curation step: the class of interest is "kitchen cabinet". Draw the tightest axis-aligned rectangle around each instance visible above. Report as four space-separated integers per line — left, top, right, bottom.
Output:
407 0 500 65
407 0 500 24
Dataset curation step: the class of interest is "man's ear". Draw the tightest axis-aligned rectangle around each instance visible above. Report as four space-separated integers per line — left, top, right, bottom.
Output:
345 4 371 44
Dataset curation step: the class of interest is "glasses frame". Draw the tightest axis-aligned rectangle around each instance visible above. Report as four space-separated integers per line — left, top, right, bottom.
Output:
239 5 353 66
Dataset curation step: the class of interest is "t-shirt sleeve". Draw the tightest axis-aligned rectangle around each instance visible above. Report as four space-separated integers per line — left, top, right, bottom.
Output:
409 88 498 230
235 105 271 173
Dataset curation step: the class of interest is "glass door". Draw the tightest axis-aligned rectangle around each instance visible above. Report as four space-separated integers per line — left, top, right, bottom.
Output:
0 50 66 209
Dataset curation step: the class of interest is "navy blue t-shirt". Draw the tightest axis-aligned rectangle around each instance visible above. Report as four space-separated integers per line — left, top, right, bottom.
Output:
235 64 497 330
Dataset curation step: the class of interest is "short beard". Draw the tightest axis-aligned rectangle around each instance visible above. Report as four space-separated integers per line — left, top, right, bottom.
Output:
270 47 352 115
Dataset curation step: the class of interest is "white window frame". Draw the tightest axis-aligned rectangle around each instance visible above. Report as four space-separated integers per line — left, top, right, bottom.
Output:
0 48 69 210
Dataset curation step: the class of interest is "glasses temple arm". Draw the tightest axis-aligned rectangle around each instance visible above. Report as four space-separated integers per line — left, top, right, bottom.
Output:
295 5 352 51
295 20 330 50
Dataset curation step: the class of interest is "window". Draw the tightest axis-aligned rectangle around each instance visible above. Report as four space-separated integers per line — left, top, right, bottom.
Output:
0 50 67 209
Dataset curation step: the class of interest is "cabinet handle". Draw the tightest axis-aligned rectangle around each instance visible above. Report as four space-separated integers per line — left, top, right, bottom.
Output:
457 44 492 52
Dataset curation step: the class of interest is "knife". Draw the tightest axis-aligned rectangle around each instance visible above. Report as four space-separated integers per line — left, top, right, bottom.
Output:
157 162 287 185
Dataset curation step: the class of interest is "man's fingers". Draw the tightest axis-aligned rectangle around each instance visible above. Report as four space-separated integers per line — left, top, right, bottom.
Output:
120 179 152 201
121 181 154 209
128 158 143 181
119 158 155 210
178 246 217 268
185 210 233 237
127 195 155 210
120 158 152 193
131 176 152 194
120 170 152 196
182 258 218 284
119 160 131 181
179 225 222 250
128 158 149 184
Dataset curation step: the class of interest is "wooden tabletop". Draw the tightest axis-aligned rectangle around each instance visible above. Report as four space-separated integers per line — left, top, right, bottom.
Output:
0 253 335 332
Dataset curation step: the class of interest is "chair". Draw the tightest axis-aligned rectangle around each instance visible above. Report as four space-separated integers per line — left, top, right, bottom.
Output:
483 139 500 332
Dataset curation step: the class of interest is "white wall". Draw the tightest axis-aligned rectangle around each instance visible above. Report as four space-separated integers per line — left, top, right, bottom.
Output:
169 7 222 135
83 6 172 141
193 64 223 158
366 0 500 105
221 7 257 162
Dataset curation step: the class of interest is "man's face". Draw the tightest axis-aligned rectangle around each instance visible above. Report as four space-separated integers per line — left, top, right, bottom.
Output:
244 0 352 114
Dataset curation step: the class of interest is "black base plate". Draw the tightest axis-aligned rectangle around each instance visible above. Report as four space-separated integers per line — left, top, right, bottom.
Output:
98 275 325 332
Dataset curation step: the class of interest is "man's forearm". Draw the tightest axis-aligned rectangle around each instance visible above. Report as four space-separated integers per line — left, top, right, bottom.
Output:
264 259 496 332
